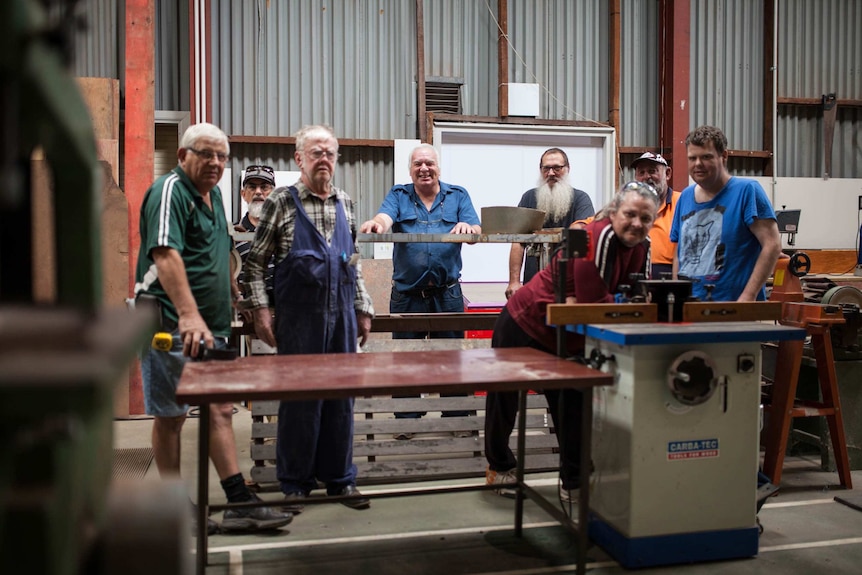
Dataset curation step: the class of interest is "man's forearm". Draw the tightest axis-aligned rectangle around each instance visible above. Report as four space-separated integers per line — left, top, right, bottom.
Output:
508 243 526 284
243 244 273 308
739 220 781 301
739 248 781 301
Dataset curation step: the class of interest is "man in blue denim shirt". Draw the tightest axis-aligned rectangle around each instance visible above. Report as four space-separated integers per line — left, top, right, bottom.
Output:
361 144 481 431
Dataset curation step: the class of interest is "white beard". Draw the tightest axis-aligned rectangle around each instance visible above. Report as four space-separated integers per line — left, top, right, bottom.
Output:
534 182 575 223
247 201 263 220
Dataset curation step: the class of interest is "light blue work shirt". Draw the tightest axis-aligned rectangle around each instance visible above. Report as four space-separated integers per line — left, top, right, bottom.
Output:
378 182 481 292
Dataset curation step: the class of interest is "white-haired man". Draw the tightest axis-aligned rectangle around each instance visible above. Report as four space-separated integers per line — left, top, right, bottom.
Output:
505 147 595 299
135 122 292 534
360 144 481 429
245 124 375 512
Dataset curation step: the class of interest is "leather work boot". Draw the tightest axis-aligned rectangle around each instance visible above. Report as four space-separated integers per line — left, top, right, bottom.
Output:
220 493 293 533
330 485 371 510
282 491 307 514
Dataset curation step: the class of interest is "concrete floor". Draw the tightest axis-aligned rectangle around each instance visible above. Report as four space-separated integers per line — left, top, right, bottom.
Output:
113 408 862 575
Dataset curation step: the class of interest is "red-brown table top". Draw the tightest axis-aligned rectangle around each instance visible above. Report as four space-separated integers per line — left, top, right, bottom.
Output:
177 347 611 404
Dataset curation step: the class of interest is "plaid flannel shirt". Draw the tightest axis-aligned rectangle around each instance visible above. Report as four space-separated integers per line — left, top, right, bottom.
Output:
243 181 374 317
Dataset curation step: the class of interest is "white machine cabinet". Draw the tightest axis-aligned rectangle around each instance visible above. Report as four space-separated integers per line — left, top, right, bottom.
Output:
581 321 806 568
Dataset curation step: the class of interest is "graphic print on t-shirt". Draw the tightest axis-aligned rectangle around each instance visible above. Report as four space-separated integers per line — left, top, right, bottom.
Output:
679 206 725 279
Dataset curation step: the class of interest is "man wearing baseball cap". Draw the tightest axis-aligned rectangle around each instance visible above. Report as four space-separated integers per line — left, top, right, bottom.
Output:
631 152 679 278
235 165 277 303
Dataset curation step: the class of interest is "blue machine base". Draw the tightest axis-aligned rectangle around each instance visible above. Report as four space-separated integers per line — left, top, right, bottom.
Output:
589 515 759 569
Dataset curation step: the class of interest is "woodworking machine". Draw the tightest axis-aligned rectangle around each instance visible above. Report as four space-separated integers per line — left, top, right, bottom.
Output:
547 280 806 568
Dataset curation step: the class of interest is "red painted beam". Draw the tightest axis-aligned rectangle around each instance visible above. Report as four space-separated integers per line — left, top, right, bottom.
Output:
124 0 155 415
660 0 690 192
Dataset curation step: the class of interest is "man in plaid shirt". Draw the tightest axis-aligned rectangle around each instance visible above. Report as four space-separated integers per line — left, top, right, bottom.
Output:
244 124 374 513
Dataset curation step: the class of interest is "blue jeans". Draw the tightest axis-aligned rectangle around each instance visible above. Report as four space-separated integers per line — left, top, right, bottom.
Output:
390 283 471 418
140 333 228 417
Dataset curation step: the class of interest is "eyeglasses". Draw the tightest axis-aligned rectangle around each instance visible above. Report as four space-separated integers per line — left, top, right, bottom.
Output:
622 181 658 196
541 164 567 173
305 149 339 161
244 182 273 192
188 148 229 163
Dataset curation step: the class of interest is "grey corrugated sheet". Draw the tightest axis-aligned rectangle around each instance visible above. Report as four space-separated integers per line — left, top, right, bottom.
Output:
70 0 120 80
155 0 188 111
690 0 764 152
211 0 416 139
425 0 497 117
619 0 660 146
68 0 860 181
777 106 861 178
507 0 608 122
776 0 861 178
779 0 861 99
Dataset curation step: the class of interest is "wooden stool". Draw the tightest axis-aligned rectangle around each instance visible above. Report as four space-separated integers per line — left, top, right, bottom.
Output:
762 302 853 488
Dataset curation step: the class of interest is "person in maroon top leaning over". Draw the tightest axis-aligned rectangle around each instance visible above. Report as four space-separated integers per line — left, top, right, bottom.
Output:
484 180 660 504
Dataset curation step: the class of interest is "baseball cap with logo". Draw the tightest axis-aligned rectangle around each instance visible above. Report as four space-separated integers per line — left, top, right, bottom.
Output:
630 152 669 169
242 164 276 187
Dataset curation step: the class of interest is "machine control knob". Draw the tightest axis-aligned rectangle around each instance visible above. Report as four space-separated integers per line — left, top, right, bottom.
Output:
788 251 811 277
667 351 719 406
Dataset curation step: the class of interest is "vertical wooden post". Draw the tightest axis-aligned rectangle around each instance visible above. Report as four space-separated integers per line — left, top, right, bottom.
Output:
497 0 509 118
660 0 691 191
609 0 621 187
125 0 156 415
416 0 427 142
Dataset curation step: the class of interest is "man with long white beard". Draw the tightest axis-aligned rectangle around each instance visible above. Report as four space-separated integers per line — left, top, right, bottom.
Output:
504 148 595 300
235 165 276 302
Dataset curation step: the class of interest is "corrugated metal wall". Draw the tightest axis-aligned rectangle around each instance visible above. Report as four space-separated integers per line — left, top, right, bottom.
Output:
70 0 121 82
210 0 416 139
68 0 860 187
155 0 188 111
508 0 609 122
619 0 659 147
778 0 861 99
424 0 497 117
776 0 862 178
690 0 765 152
70 0 187 112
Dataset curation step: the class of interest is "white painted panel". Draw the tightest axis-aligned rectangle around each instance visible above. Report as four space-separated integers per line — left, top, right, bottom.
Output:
772 178 862 250
217 168 232 224
433 123 616 283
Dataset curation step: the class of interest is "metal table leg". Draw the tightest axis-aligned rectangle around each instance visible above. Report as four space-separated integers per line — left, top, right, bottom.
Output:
514 389 528 536
577 387 593 575
196 403 210 575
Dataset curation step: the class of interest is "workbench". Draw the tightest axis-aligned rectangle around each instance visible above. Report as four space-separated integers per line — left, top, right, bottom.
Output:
176 347 612 575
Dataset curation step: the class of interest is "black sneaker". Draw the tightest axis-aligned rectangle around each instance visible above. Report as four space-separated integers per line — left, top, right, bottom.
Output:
221 493 293 533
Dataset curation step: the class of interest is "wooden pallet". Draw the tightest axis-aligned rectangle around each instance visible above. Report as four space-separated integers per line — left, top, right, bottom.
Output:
250 395 560 485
